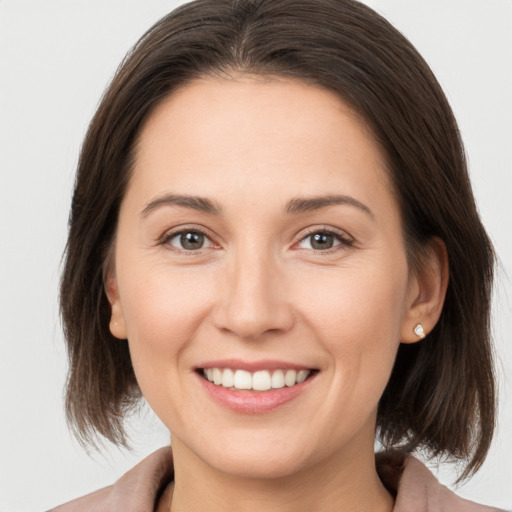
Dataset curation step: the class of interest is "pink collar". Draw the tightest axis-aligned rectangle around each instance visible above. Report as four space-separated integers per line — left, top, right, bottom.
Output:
50 447 505 512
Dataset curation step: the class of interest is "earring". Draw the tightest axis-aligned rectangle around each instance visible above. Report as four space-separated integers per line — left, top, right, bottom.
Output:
413 323 426 339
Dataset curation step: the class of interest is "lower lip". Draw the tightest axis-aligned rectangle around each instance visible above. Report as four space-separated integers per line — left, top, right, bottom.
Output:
197 373 315 414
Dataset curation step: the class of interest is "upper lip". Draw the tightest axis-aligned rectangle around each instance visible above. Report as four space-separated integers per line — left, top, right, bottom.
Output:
196 359 315 372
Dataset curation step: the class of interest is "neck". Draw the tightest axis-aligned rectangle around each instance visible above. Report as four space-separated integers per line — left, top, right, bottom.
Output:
168 438 393 512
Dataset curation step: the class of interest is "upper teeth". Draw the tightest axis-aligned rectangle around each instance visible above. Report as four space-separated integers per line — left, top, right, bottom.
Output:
203 368 311 391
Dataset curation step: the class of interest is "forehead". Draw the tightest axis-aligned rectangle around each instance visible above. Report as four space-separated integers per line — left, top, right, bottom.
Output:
129 75 394 211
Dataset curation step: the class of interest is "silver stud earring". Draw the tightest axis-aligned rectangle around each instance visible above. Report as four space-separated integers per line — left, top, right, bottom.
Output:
413 323 426 339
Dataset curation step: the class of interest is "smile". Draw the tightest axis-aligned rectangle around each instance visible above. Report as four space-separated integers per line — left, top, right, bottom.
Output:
196 361 318 413
202 368 312 391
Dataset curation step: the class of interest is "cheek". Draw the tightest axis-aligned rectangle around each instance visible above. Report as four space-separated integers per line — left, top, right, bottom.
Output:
117 261 215 384
296 258 408 408
299 258 407 340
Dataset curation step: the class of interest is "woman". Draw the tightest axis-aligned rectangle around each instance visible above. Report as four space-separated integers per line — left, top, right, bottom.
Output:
51 0 505 510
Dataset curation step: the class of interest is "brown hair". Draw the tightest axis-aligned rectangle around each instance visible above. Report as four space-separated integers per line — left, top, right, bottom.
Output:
60 0 496 479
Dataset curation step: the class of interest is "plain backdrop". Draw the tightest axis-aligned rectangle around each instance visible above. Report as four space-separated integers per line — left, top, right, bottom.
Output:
0 1 511 510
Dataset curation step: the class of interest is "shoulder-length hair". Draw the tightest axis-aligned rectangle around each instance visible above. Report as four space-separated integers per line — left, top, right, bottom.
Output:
60 0 495 479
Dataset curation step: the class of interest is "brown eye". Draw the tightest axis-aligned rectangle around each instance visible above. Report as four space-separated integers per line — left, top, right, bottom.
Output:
297 230 352 251
167 230 212 251
310 233 335 250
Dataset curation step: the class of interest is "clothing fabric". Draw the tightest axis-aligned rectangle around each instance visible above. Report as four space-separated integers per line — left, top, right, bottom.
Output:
49 447 506 512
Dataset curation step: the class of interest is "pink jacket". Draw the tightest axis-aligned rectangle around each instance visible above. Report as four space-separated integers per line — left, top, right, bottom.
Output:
49 447 506 511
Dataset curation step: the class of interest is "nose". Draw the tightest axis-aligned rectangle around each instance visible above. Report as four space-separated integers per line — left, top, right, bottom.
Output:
212 248 295 340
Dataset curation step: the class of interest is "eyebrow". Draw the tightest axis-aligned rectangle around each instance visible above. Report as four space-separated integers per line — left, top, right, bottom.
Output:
140 193 373 218
140 194 222 217
285 195 373 217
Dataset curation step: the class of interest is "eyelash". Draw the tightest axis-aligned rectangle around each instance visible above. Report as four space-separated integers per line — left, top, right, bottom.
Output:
159 226 354 254
296 227 354 253
159 226 214 252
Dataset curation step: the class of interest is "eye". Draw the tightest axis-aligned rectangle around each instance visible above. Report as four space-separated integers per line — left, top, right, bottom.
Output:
297 230 352 251
164 229 214 251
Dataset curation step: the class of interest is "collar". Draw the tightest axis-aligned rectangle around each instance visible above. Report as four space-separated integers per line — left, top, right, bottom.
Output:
50 447 505 512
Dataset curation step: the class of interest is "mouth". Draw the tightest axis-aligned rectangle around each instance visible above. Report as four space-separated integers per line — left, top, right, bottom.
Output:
197 367 317 392
195 360 319 413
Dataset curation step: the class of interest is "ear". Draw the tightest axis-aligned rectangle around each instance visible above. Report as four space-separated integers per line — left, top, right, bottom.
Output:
401 238 449 344
105 272 128 340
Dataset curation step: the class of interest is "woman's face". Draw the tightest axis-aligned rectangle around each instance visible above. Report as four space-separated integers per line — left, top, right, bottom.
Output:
108 76 422 478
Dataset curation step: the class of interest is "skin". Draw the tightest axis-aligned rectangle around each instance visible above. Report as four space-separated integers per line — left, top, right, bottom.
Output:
107 75 447 512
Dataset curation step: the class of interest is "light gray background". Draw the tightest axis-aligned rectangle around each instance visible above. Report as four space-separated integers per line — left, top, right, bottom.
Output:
0 1 511 510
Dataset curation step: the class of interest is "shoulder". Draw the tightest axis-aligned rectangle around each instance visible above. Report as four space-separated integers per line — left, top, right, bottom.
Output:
47 447 173 512
377 450 507 512
48 447 506 512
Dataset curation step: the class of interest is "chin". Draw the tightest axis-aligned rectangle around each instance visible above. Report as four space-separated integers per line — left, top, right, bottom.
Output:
185 428 325 480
